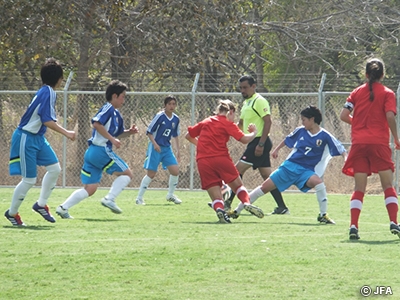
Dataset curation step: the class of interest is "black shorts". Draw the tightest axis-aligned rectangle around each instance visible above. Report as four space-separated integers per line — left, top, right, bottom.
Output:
240 137 273 170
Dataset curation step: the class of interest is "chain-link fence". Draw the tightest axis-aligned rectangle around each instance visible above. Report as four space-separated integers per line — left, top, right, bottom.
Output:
1 75 400 194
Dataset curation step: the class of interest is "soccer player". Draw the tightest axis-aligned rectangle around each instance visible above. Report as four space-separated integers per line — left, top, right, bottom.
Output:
135 95 182 205
340 58 400 240
225 75 289 214
230 106 346 223
185 99 264 223
56 80 138 218
4 58 76 226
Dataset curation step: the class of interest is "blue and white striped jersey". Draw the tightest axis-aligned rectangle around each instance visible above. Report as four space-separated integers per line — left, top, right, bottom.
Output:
285 126 346 177
147 111 180 147
18 85 57 135
88 102 125 148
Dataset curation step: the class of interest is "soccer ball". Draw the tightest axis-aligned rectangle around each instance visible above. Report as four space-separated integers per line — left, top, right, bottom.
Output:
221 183 232 201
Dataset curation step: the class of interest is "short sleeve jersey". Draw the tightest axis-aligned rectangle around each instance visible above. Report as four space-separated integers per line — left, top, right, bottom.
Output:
345 82 396 145
18 85 57 135
239 93 270 137
187 115 245 160
147 111 180 147
88 102 125 148
285 126 346 177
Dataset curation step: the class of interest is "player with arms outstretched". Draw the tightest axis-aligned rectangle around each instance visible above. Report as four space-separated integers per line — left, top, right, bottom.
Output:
230 106 346 223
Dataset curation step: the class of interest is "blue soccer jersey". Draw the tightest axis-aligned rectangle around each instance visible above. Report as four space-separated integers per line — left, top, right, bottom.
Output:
88 103 125 148
18 85 57 135
147 111 180 146
284 126 346 177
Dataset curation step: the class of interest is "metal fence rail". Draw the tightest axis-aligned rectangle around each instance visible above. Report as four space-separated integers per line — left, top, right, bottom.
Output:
1 73 399 194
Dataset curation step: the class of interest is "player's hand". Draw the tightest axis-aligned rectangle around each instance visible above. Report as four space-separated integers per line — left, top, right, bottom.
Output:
154 143 161 153
66 130 76 141
112 138 121 149
254 146 263 157
247 123 257 134
129 124 139 135
271 148 279 159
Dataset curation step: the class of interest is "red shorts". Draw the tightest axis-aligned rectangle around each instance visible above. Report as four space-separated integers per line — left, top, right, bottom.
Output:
342 144 394 176
197 156 239 190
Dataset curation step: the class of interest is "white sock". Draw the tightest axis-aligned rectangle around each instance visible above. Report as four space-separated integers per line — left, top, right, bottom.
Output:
9 177 36 215
106 175 131 201
37 163 61 207
137 175 152 199
60 189 89 210
167 175 179 197
315 182 327 216
249 186 265 203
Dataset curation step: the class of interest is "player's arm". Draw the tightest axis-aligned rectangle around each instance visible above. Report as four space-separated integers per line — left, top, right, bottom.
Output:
340 103 353 125
185 132 198 146
239 123 257 144
93 121 121 148
147 132 161 152
386 111 400 149
43 120 75 141
118 124 139 138
172 136 180 160
271 139 286 159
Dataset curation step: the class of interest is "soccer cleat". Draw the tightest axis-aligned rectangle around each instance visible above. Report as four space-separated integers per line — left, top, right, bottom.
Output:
4 210 26 226
390 223 400 238
166 195 182 204
317 213 336 224
135 198 146 205
244 203 264 218
349 226 360 240
101 198 122 214
224 198 233 212
32 202 56 223
270 207 290 215
227 210 240 219
207 202 213 208
56 205 73 219
216 208 231 223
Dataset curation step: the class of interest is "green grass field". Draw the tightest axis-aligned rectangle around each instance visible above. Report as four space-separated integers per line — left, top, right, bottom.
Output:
1 188 399 300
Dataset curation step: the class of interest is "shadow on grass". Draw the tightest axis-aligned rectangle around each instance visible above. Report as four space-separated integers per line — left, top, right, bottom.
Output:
2 225 53 230
342 239 400 245
80 218 125 222
277 222 322 227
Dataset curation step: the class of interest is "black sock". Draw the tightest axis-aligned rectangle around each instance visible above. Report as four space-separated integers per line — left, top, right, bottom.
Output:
270 188 287 208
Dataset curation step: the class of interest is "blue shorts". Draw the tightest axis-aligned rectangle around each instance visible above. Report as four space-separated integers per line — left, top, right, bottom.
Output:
143 144 177 171
270 160 315 193
9 129 58 178
81 145 129 184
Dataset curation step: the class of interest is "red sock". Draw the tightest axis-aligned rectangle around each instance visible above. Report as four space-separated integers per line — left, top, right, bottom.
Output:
235 186 250 204
350 191 364 228
384 187 398 224
212 199 224 211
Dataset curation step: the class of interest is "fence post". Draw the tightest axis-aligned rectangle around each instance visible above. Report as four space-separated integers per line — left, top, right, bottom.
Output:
318 73 326 127
189 73 200 190
62 71 74 188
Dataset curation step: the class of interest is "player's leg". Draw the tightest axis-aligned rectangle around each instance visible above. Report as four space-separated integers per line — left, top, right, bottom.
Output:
206 185 231 224
164 147 181 204
305 175 335 224
137 144 160 205
225 160 251 210
378 169 400 237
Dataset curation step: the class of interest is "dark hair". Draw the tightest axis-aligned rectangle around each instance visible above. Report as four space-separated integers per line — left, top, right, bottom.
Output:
239 75 256 86
105 80 128 101
215 99 235 114
164 95 177 106
366 58 384 101
40 58 63 87
301 105 322 125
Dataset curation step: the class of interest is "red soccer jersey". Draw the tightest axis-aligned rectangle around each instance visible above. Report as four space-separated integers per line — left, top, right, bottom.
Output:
346 82 396 145
187 115 245 160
